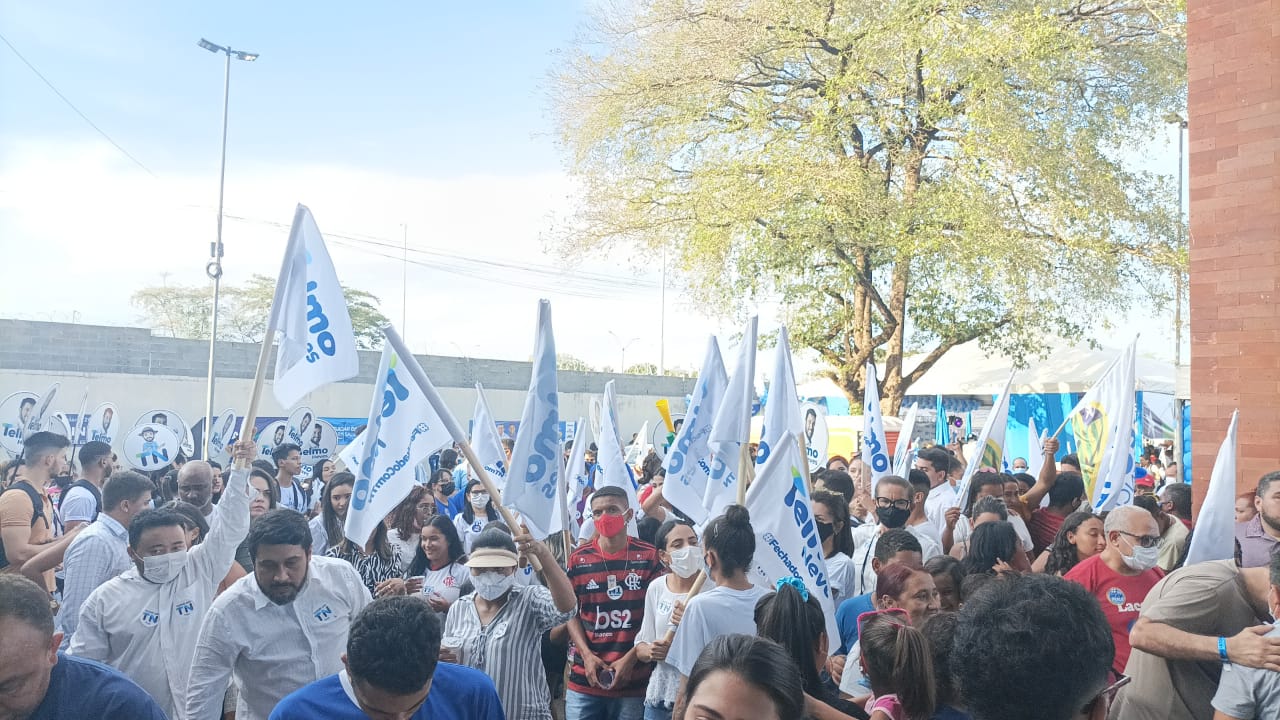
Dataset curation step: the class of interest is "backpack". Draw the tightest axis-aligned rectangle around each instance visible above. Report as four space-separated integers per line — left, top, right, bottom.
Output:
0 481 46 570
56 478 103 523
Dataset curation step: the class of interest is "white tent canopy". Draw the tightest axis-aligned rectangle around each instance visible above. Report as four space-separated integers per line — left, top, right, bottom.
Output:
901 337 1174 396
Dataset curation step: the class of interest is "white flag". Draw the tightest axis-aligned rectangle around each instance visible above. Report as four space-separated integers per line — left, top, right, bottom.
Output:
954 372 1015 510
503 300 562 539
345 343 452 546
1067 339 1138 512
862 362 892 483
555 417 590 533
1184 410 1238 565
663 338 728 524
625 421 650 468
745 430 839 645
756 326 803 468
272 205 360 408
705 317 757 519
596 381 641 516
471 383 508 492
337 430 365 471
1025 416 1046 479
892 402 919 477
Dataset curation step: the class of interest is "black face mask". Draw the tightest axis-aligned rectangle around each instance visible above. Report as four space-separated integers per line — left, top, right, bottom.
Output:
439 482 456 496
876 506 911 529
816 521 835 542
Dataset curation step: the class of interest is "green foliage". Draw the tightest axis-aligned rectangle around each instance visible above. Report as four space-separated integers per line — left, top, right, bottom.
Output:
557 354 597 372
625 362 659 375
131 274 390 349
553 0 1186 412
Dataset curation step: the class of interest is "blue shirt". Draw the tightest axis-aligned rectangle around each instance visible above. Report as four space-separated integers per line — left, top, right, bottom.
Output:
30 653 166 720
447 489 467 518
835 592 876 656
269 663 504 720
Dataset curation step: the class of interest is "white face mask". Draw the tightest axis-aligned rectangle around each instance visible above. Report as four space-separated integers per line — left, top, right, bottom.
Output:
470 492 490 509
1120 538 1160 572
141 549 188 584
666 546 703 579
472 570 515 601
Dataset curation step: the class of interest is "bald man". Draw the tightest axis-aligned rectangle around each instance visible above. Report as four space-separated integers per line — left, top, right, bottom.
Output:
176 461 215 517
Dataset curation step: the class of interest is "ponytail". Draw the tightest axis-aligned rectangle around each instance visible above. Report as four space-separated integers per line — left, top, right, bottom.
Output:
703 504 755 574
860 612 936 720
754 582 826 697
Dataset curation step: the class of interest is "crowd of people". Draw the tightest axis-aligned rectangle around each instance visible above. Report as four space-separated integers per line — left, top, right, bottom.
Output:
1 427 1280 720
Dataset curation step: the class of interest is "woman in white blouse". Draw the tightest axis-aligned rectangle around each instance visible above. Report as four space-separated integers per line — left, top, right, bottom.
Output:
404 514 469 613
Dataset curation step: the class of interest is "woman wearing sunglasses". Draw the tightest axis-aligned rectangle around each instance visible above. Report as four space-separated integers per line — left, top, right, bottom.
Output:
1063 505 1165 676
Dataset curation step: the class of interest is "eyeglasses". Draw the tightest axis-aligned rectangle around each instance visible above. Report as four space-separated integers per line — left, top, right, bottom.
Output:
1081 670 1130 714
875 497 912 511
1116 530 1160 549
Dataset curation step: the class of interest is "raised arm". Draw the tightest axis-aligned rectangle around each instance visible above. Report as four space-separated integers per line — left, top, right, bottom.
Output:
1021 437 1061 510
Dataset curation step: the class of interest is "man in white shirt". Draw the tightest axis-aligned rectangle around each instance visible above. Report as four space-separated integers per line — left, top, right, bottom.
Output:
905 469 944 549
56 469 153 649
59 441 115 532
185 508 372 720
849 475 942 597
272 444 310 514
175 460 216 518
918 447 959 538
69 441 254 718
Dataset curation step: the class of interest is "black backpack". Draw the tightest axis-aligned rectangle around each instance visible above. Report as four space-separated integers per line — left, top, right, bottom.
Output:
0 481 46 570
56 478 103 523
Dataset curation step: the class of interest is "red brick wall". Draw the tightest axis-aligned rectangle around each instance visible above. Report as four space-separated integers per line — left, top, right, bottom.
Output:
1187 0 1280 513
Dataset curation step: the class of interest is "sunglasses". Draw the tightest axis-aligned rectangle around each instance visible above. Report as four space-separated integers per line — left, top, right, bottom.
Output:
1116 530 1160 549
1081 670 1130 714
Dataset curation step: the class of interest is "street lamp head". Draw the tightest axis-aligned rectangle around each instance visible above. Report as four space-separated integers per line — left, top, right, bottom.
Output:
234 51 259 62
198 38 225 54
1163 112 1187 128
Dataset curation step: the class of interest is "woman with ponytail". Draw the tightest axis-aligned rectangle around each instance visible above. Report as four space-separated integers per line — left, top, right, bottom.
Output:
858 610 937 720
634 518 701 720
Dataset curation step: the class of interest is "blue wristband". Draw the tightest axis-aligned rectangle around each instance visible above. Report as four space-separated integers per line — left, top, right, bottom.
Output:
1219 636 1230 664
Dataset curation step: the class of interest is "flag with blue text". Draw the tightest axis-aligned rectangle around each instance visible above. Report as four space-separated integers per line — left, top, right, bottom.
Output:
705 317 757 520
471 383 508 492
862 363 892 483
663 337 728 524
503 300 561 539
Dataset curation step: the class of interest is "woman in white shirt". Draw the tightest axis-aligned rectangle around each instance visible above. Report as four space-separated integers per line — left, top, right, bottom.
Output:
943 472 1035 556
810 490 857 604
386 485 433 574
404 514 469 613
635 519 702 720
454 479 501 552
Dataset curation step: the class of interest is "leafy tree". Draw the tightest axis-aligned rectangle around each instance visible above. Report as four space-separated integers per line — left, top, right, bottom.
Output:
625 362 659 375
132 274 390 349
557 354 597 372
552 0 1185 413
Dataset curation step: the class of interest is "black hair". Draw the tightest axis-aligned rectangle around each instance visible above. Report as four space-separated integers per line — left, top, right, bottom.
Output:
960 573 994 602
321 471 355 553
1044 511 1102 576
684 634 804 720
1011 472 1035 491
406 515 466 576
250 468 280 507
953 574 1113 720
0 574 54 636
252 459 278 477
907 469 931 500
20 431 69 465
460 479 499 525
271 443 301 465
860 611 935 720
636 515 661 546
439 448 459 469
754 583 826 698
102 469 155 510
164 500 209 543
591 485 630 504
246 509 313 561
655 517 696 552
917 447 951 475
925 555 964 593
1258 471 1280 498
921 612 961 708
128 508 188 549
78 440 113 468
960 520 1019 577
470 527 518 554
347 596 441 694
1132 494 1161 520
947 456 964 476
1162 483 1192 519
810 490 855 557
818 470 854 501
963 472 1005 518
971 496 1009 522
309 458 332 486
1061 452 1081 470
1047 471 1086 509
702 505 754 576
874 529 923 563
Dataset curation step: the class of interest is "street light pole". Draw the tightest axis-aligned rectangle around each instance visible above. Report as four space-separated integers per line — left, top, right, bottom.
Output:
608 331 640 373
198 38 258 459
1165 112 1188 480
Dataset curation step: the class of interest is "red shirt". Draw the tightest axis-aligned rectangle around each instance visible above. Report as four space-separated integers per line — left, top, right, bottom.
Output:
1063 554 1165 674
1029 508 1068 556
566 537 663 697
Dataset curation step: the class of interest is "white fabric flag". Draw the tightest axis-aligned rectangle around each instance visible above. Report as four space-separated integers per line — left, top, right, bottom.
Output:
1184 410 1238 565
337 431 366 471
663 338 728 524
954 372 1015 510
1026 416 1046 479
471 383 508 492
503 300 561 539
892 402 919 478
625 421 650 468
745 430 840 645
704 317 757 519
272 204 360 408
551 418 590 533
755 326 803 468
345 343 452 546
1066 339 1138 512
862 362 892 483
594 381 642 535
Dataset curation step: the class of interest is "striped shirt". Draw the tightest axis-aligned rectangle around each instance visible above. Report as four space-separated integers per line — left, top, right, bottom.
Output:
443 585 575 720
324 543 401 595
566 538 662 697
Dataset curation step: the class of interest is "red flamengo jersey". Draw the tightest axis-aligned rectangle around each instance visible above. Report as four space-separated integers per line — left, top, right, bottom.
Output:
567 537 663 697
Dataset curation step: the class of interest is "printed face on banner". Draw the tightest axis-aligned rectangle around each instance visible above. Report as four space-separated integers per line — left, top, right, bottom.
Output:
299 419 338 467
87 403 118 446
0 392 38 458
801 403 830 472
208 409 239 465
123 424 180 472
133 410 192 458
650 414 684 460
23 384 58 440
256 420 290 461
287 407 315 446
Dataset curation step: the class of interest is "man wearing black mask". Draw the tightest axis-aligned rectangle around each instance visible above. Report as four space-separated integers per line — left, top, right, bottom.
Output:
847 475 942 597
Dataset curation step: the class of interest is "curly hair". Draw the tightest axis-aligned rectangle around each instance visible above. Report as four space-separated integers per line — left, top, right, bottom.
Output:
1044 511 1102 576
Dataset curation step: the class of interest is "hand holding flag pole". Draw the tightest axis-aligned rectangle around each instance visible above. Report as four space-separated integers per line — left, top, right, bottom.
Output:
383 325 542 571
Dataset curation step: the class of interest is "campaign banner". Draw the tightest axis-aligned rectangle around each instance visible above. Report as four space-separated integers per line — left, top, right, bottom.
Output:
206 409 239 465
561 417 591 531
255 420 290 462
801 402 829 472
85 403 118 447
0 391 38 458
704 317 757 519
1068 339 1138 512
503 300 561 539
470 383 508 491
41 413 73 440
596 380 641 516
286 407 317 446
756 326 804 467
122 423 181 472
24 383 58 440
892 402 918 477
954 372 1015 510
132 409 192 458
862 363 891 483
662 337 727 524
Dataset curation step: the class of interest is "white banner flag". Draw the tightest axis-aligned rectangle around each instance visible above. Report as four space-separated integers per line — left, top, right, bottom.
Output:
756 326 803 468
705 317 757 519
862 363 892 483
892 402 919 478
1067 339 1138 512
563 418 592 531
663 337 728 524
596 380 641 515
954 372 1015 510
745 430 839 644
272 205 360 408
345 343 452 546
1026 416 1046 479
503 300 562 539
471 383 508 492
1184 410 1238 565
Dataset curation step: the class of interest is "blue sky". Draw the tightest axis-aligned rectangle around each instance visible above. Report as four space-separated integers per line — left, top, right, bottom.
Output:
0 1 1185 381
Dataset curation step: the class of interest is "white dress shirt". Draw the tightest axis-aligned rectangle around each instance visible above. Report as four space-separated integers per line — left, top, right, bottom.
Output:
924 481 961 537
69 466 251 719
57 512 131 649
183 555 372 720
849 523 943 597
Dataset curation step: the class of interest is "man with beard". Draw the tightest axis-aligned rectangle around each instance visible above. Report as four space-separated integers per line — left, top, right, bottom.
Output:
59 441 115 531
185 509 371 720
1235 472 1280 568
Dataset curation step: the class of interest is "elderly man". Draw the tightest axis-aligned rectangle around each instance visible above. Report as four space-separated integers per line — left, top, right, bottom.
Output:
1064 505 1166 675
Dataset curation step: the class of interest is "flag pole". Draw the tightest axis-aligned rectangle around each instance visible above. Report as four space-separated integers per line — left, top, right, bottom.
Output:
384 325 542 571
660 571 708 644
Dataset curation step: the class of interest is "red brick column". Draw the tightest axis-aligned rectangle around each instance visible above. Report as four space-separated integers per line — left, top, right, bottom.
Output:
1187 0 1280 513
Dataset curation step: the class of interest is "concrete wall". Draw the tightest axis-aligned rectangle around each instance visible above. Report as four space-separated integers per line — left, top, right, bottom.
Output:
0 319 694 450
1187 0 1280 509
